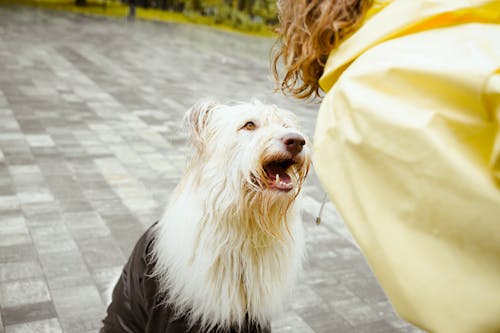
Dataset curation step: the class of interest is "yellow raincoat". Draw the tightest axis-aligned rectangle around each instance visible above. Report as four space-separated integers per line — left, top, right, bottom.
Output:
313 1 500 332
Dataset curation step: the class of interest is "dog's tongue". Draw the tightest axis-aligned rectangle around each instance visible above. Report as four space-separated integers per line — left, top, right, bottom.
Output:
264 163 293 191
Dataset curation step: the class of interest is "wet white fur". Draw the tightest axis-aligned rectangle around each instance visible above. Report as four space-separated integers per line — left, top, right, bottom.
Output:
152 100 310 330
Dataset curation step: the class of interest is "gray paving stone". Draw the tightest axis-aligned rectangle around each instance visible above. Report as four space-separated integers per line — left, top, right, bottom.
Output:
91 266 122 301
22 210 62 230
354 320 401 333
10 177 46 192
342 272 389 304
38 250 93 290
16 189 55 205
30 147 60 158
21 202 60 220
88 198 133 217
44 176 85 201
24 135 55 148
0 7 424 333
0 195 20 212
0 214 30 247
330 297 382 327
77 236 125 271
30 224 79 254
272 312 315 333
4 318 63 333
7 165 41 176
2 301 58 326
0 279 51 308
59 199 94 214
51 285 104 333
3 153 35 166
0 184 15 196
80 182 118 201
0 244 38 264
300 305 353 333
289 285 324 312
63 212 111 241
0 262 44 283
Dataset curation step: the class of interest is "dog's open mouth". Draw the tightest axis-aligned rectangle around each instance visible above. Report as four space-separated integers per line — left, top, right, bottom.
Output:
263 159 295 192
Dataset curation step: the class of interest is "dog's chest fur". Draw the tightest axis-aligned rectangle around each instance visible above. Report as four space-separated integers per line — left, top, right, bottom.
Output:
151 186 305 331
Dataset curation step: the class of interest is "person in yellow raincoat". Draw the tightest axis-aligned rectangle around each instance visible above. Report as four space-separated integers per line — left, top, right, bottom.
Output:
273 0 500 332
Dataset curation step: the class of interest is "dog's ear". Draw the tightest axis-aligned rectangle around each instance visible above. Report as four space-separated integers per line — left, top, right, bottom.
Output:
185 100 218 153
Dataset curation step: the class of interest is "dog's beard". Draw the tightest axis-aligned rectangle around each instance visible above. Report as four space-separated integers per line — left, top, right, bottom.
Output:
243 161 309 239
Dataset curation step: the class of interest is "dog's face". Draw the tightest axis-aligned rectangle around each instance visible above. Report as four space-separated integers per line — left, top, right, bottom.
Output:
185 100 311 198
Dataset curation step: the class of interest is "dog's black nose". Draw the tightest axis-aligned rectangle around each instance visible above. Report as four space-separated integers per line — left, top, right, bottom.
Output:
282 133 306 155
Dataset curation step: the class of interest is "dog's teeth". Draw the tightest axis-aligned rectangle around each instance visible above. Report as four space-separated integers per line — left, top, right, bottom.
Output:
276 174 280 182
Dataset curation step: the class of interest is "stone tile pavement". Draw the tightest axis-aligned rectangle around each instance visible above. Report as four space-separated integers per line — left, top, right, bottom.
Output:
0 6 424 333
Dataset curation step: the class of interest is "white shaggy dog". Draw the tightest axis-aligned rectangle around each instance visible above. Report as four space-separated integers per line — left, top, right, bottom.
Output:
101 100 311 333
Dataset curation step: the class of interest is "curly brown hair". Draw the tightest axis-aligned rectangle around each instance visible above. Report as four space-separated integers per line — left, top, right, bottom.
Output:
272 0 372 100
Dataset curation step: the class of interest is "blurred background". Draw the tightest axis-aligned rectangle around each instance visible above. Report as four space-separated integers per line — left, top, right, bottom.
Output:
0 2 423 333
0 0 279 34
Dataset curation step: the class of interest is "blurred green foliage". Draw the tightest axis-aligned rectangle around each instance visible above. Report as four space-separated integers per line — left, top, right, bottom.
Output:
0 0 277 35
133 0 278 31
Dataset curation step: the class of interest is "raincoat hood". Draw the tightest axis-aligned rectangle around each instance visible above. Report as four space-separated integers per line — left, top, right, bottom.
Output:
319 0 500 92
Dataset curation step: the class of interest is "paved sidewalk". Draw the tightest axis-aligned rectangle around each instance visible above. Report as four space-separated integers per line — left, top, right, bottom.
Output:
0 7 423 333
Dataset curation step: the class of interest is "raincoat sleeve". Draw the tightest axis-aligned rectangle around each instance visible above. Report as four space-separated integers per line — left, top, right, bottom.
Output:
313 24 500 333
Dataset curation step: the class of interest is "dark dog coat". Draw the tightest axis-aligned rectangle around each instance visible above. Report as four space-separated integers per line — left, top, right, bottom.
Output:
101 223 271 333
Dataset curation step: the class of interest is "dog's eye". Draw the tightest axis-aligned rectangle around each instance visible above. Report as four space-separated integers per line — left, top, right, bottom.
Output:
242 121 256 131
